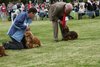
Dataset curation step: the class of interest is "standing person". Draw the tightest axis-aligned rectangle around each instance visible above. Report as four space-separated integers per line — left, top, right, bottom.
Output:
7 2 13 21
95 0 100 16
78 1 85 20
28 1 34 10
48 2 73 42
0 4 2 19
85 0 96 18
2 8 37 50
20 2 25 12
1 3 7 22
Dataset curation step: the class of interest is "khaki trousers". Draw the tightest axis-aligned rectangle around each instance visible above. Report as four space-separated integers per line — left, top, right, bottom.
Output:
52 21 65 40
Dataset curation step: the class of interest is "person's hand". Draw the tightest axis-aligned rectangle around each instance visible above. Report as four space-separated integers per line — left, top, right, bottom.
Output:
58 19 60 22
58 20 62 24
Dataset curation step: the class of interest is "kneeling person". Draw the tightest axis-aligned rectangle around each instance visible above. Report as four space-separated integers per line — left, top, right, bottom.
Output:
2 8 37 50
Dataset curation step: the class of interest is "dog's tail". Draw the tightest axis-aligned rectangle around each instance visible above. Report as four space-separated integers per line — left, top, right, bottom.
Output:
3 53 8 56
39 43 41 46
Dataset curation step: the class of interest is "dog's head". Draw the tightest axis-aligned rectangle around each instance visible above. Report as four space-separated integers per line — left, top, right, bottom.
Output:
62 26 69 34
67 31 78 40
26 27 30 31
62 26 69 38
25 31 32 37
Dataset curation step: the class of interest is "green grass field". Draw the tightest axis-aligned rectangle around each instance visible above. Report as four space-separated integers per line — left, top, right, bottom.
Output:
0 18 100 67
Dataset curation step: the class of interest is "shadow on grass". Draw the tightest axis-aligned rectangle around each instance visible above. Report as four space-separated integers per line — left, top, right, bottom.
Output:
79 37 100 41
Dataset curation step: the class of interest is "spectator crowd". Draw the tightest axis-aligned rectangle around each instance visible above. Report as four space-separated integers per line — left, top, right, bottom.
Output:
0 0 50 22
73 0 100 20
0 0 100 22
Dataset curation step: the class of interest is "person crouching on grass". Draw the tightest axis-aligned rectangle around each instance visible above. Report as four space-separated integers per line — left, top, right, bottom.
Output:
2 8 37 50
48 2 73 42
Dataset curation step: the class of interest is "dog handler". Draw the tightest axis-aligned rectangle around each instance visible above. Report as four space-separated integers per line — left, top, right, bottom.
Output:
2 8 37 50
48 2 73 42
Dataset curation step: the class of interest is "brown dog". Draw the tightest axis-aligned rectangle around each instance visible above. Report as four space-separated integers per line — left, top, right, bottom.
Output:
64 31 78 40
24 30 41 48
69 31 78 40
62 25 78 40
0 46 8 57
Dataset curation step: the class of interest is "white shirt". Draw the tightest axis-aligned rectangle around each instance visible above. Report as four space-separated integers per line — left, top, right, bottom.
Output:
78 2 85 13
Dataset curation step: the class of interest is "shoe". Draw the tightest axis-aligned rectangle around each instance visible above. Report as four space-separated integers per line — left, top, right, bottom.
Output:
8 41 14 44
54 40 59 42
2 42 9 49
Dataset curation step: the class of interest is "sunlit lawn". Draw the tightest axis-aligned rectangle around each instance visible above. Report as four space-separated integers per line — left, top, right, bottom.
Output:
0 17 100 67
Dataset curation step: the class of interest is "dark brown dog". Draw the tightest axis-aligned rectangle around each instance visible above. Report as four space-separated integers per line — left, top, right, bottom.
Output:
69 31 78 40
24 30 41 48
0 46 8 57
61 25 78 40
64 31 78 40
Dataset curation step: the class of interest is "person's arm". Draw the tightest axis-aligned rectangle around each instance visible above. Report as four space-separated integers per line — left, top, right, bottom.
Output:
14 14 27 30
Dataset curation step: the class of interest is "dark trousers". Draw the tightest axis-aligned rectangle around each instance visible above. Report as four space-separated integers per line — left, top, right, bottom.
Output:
59 22 65 39
3 36 27 50
95 10 99 17
78 13 85 20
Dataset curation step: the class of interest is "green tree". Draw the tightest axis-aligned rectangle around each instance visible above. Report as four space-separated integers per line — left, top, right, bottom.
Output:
64 0 73 3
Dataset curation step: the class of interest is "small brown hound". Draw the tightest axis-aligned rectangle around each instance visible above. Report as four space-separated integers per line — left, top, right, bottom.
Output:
24 29 41 48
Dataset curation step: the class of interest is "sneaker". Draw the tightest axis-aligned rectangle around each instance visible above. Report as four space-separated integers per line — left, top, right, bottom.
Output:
2 42 9 49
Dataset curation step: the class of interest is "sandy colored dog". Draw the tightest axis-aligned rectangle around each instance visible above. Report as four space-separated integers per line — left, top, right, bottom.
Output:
24 29 41 48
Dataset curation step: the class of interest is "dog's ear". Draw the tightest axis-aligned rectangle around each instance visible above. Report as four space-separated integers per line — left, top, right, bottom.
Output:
26 27 30 31
65 26 69 31
25 32 29 36
25 31 32 37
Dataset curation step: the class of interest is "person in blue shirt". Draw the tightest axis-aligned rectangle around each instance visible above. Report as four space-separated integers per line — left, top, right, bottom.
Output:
2 8 37 50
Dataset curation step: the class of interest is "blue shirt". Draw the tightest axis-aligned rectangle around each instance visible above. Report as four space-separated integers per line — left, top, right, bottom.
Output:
7 12 32 42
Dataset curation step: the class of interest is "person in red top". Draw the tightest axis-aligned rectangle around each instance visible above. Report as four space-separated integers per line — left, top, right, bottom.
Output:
1 3 7 22
28 1 34 10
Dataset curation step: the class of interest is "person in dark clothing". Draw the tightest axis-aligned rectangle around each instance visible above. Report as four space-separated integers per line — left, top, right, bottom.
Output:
94 1 100 17
85 0 96 18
